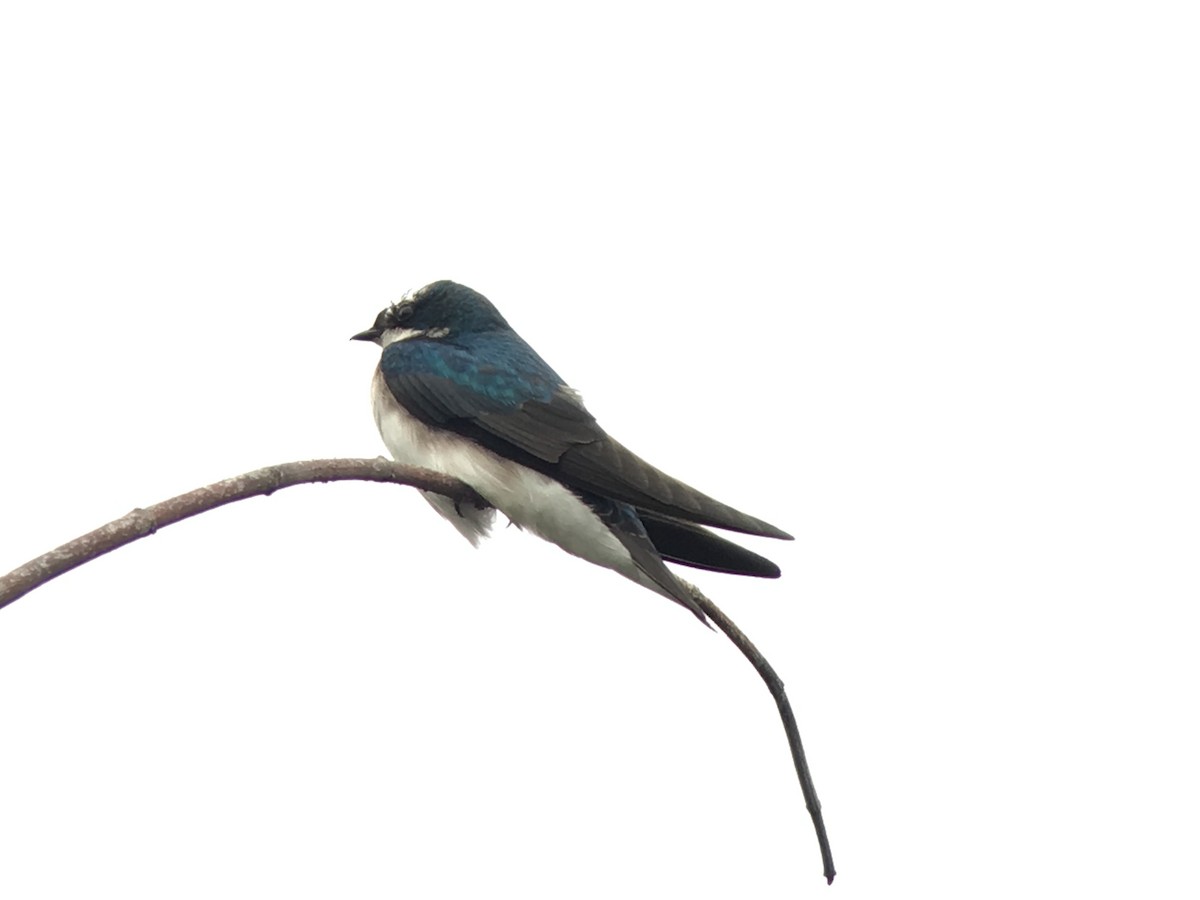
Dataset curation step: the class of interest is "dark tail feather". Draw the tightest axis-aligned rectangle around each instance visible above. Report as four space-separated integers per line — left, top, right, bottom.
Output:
582 494 710 624
640 512 782 578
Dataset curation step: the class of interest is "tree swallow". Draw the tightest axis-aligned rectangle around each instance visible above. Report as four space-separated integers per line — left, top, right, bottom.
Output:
352 280 792 622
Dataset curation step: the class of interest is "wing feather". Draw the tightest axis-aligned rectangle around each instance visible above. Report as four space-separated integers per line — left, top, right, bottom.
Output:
380 338 791 540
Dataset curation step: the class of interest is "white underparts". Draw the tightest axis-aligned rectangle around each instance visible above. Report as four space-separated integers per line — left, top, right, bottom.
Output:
370 367 673 600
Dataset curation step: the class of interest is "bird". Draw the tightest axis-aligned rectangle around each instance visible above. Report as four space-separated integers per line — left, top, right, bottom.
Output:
352 280 792 623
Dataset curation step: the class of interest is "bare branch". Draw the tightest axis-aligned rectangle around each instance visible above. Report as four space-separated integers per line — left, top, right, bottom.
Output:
0 457 834 884
0 458 487 612
682 579 837 885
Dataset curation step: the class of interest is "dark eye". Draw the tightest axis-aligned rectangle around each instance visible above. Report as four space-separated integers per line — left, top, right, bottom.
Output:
391 303 415 326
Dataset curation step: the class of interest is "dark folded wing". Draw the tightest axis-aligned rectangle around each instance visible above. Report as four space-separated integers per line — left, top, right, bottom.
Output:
552 434 792 539
381 339 792 540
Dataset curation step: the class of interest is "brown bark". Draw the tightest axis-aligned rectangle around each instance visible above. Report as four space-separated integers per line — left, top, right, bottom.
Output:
0 456 834 883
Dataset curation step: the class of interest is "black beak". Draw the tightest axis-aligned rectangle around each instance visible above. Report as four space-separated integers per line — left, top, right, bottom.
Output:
350 327 382 342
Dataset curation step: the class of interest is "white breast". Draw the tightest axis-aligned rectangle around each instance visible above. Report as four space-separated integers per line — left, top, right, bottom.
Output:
370 367 667 598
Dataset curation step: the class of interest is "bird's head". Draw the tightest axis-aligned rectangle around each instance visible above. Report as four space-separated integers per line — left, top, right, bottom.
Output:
351 280 511 347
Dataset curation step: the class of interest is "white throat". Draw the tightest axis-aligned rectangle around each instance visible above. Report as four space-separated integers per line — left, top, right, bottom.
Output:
380 326 450 348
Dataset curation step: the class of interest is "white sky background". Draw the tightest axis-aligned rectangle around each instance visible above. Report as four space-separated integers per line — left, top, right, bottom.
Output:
1 2 1197 897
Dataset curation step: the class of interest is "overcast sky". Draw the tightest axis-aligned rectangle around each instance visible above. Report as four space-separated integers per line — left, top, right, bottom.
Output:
1 3 1197 897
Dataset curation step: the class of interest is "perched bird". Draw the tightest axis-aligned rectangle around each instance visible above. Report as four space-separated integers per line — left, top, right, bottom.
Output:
352 280 791 622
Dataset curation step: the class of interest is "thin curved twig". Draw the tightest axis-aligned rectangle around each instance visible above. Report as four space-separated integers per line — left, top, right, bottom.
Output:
0 458 834 884
0 458 487 612
682 579 837 885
